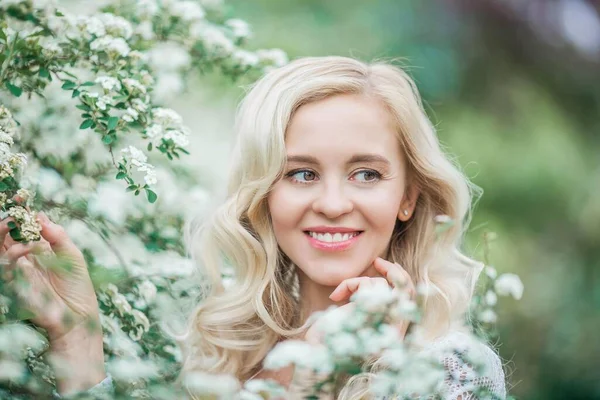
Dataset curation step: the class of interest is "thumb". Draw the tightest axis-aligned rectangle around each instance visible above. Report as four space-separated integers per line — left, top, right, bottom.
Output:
37 213 82 262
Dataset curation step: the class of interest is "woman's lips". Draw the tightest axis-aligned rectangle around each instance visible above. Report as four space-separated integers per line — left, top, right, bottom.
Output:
304 231 363 252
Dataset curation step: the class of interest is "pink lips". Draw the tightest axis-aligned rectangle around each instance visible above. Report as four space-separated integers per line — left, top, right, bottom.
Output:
305 231 362 252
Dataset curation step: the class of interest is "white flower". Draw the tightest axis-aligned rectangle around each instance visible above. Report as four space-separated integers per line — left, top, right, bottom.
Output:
96 76 122 92
494 273 524 300
485 265 498 279
123 78 147 94
122 107 139 122
0 130 14 146
153 108 183 127
351 284 397 313
184 371 240 398
88 181 135 226
137 280 157 304
131 98 149 113
98 13 133 39
112 292 132 315
143 168 157 186
479 309 497 324
121 146 148 165
263 340 333 373
0 359 26 381
232 50 259 68
136 0 160 18
81 16 106 38
357 325 399 355
328 331 360 357
198 25 234 56
108 358 159 380
40 39 63 57
226 18 251 39
170 1 205 21
97 95 113 110
0 324 46 357
148 42 191 71
136 20 155 40
243 379 286 398
256 48 288 67
379 346 408 369
90 35 130 57
153 73 184 101
131 309 150 333
484 290 498 306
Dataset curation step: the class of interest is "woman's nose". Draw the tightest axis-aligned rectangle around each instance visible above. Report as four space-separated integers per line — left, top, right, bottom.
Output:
311 182 354 218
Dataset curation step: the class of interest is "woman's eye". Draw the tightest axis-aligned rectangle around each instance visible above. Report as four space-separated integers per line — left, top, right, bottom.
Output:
353 170 381 183
289 170 317 183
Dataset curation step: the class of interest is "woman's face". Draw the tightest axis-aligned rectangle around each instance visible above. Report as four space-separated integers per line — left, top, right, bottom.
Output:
267 94 416 287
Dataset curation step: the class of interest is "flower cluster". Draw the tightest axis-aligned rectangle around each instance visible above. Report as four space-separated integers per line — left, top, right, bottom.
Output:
0 105 39 242
470 231 524 333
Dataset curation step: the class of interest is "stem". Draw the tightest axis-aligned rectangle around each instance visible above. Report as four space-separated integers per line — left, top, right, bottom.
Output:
108 144 117 167
0 33 17 85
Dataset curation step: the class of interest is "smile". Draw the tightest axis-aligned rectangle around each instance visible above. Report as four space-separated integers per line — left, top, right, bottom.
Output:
303 231 363 251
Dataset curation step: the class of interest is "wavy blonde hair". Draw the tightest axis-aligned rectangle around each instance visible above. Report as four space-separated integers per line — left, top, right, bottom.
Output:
181 56 482 398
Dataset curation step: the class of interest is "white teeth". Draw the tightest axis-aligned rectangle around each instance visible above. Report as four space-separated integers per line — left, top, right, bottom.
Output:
308 231 359 243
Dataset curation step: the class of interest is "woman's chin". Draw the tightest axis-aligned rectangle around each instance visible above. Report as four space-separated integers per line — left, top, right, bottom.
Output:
305 267 365 288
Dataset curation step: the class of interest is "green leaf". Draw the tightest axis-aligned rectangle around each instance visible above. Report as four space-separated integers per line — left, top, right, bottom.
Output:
79 119 93 129
107 116 119 131
81 81 95 86
0 181 7 191
145 189 157 203
76 104 91 111
102 135 113 144
116 172 127 180
5 82 22 97
7 221 16 229
39 68 50 78
126 185 137 192
61 80 76 90
72 89 80 98
147 142 152 151
81 113 91 118
9 229 22 241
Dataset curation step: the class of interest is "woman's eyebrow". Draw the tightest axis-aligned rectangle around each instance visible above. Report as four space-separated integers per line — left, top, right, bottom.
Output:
286 153 391 166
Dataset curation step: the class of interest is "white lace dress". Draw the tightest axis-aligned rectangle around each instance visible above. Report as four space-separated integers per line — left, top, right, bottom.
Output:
421 330 507 399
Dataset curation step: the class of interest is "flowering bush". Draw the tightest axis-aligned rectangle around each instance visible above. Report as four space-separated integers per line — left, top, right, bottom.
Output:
0 1 522 399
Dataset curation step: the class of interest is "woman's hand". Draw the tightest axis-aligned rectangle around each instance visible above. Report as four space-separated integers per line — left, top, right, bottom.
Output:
304 257 416 344
0 212 106 395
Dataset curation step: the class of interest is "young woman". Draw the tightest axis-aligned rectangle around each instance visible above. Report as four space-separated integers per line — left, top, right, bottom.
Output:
0 56 506 399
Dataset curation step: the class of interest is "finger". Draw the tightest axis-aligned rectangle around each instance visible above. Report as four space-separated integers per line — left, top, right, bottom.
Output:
0 217 16 251
373 258 416 298
4 242 45 263
329 277 378 302
37 213 83 262
373 258 409 286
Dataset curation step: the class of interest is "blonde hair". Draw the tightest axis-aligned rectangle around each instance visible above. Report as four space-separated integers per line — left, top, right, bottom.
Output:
181 56 482 398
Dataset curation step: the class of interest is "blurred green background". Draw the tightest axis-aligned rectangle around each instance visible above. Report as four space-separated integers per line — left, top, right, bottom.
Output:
214 1 599 399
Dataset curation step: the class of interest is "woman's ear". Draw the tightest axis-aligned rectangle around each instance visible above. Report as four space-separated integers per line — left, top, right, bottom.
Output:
398 184 420 221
